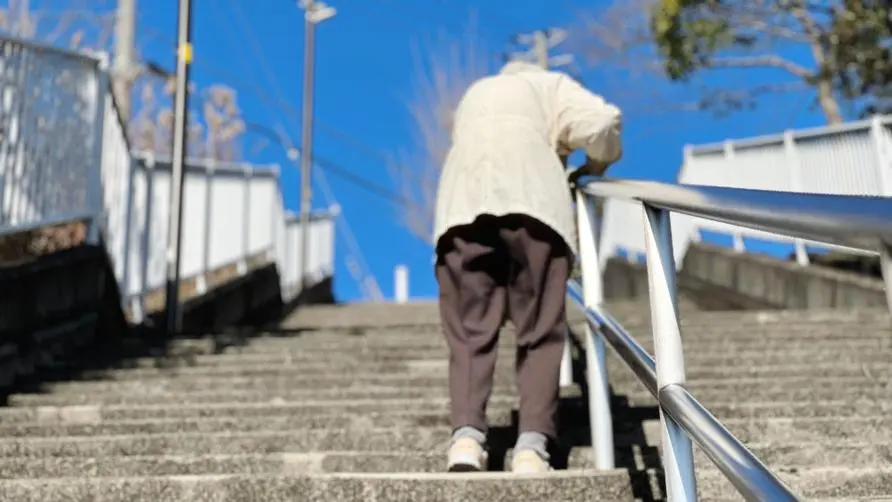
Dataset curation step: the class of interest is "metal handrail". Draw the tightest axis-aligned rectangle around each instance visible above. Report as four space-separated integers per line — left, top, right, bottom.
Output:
564 178 864 501
567 281 657 395
567 280 798 501
581 177 892 254
659 385 798 501
0 33 104 65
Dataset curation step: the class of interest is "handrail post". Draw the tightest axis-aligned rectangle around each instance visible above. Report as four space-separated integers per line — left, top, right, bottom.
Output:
135 154 155 323
869 117 892 319
197 159 214 294
643 204 697 501
721 141 745 254
86 56 110 245
575 190 615 470
783 131 809 266
238 165 251 275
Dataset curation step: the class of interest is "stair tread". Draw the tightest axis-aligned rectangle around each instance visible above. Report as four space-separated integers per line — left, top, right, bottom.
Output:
5 300 892 500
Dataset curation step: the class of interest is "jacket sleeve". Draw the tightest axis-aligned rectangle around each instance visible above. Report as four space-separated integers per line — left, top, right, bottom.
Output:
554 75 623 164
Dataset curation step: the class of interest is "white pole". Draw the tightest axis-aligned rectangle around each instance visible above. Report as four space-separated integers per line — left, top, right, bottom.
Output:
643 204 697 502
576 190 614 470
394 264 409 304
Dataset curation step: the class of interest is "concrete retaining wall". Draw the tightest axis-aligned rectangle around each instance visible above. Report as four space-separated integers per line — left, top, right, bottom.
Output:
603 243 887 310
0 243 334 398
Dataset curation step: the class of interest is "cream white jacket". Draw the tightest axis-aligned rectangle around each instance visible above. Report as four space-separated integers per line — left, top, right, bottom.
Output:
433 62 622 254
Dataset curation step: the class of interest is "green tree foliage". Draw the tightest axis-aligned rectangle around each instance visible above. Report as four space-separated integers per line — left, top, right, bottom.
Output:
649 0 892 122
828 1 892 115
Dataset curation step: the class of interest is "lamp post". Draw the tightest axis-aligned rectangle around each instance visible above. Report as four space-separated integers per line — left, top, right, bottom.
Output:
297 0 336 296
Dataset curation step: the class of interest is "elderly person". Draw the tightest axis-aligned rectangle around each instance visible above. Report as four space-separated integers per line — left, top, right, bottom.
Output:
433 61 623 474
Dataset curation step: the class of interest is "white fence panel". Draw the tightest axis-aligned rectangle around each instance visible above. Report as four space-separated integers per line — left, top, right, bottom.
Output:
600 116 892 269
248 175 277 255
125 163 150 298
207 170 246 270
180 168 208 280
0 36 336 322
0 39 103 234
145 167 171 294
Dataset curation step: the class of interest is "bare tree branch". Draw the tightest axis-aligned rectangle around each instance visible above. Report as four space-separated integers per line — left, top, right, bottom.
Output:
388 14 491 242
707 55 814 78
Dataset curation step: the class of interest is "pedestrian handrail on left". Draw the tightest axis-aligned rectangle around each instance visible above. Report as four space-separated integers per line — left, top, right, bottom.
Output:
0 34 335 322
565 177 892 500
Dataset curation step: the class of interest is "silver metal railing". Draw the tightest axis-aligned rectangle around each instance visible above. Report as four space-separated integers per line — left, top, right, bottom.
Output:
565 177 892 501
566 282 798 501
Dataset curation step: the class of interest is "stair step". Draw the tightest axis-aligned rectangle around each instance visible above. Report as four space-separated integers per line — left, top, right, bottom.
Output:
37 373 879 396
0 419 890 460
0 427 460 457
0 470 637 502
55 358 892 383
2 394 889 426
192 325 892 348
6 384 529 407
2 410 885 443
619 381 889 407
8 377 886 407
109 344 892 369
0 442 888 478
695 466 892 500
9 455 888 500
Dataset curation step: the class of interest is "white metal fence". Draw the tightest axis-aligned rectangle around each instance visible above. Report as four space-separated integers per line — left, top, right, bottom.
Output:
0 35 335 322
0 38 103 233
600 116 892 268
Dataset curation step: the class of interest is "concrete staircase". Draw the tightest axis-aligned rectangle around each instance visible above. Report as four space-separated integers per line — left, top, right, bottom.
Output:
0 301 891 500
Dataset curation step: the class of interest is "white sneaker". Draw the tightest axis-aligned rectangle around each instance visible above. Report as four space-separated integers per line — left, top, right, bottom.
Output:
511 449 552 474
447 436 488 472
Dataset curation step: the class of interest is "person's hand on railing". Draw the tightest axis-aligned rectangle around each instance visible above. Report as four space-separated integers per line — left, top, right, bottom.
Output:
581 156 612 177
568 157 612 195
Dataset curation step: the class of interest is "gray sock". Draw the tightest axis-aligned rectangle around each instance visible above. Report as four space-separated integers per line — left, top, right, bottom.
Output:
514 431 550 461
452 426 486 446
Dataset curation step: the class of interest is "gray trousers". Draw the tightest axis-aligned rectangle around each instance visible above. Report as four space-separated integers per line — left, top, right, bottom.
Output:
435 214 570 440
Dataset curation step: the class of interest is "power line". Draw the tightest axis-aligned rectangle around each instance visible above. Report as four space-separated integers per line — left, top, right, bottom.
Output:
241 121 410 208
266 124 386 303
145 6 394 170
313 155 413 208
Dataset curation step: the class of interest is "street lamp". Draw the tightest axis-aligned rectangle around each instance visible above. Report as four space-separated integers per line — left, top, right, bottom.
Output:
297 0 335 298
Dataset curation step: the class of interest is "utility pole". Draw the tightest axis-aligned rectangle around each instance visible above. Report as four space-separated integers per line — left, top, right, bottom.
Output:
507 28 575 72
113 0 138 122
162 0 194 335
297 0 335 296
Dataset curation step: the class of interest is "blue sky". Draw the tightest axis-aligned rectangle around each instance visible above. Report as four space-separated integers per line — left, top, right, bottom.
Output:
132 0 833 302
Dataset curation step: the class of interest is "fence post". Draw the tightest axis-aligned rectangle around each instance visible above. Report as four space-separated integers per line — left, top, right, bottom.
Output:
286 213 296 300
135 155 155 322
197 160 214 294
238 165 251 275
575 190 615 470
721 141 745 253
86 56 110 245
643 204 697 502
783 131 809 266
269 165 281 264
869 116 892 317
4 43 30 226
121 146 137 314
